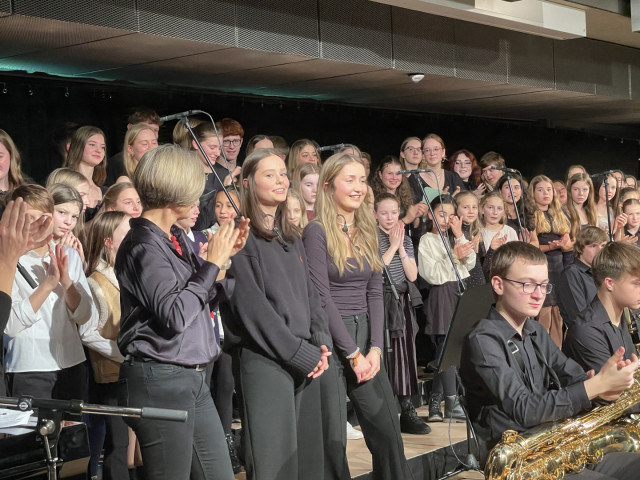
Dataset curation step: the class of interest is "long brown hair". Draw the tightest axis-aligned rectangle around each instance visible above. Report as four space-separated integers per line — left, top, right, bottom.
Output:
84 211 130 275
64 126 107 186
446 149 482 187
565 173 597 239
240 148 296 242
370 155 413 213
313 152 382 275
0 129 26 190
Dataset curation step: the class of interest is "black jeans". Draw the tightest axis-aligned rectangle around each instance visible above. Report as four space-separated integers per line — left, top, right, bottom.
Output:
234 347 324 480
118 358 234 480
211 350 234 435
319 313 412 480
7 362 85 400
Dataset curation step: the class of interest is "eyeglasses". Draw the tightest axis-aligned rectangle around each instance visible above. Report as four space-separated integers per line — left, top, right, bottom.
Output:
223 139 242 147
404 146 422 154
502 278 553 294
423 147 442 155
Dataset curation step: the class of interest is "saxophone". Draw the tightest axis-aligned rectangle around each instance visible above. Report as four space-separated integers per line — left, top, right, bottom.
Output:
485 370 640 480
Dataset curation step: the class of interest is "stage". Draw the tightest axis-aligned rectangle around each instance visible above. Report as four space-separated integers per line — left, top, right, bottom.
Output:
232 404 484 480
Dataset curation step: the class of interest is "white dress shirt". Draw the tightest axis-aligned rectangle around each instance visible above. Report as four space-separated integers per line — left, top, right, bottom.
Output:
4 243 96 373
418 232 476 285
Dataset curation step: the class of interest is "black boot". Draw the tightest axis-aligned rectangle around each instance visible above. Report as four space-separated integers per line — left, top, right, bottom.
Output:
226 433 243 474
400 398 431 435
444 395 466 421
428 393 443 422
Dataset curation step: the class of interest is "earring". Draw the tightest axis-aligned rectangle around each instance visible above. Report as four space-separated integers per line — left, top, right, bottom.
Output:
441 157 447 163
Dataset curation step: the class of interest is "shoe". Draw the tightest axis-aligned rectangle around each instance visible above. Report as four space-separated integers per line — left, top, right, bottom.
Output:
226 433 243 474
400 400 431 435
444 395 466 421
428 393 444 422
346 421 363 440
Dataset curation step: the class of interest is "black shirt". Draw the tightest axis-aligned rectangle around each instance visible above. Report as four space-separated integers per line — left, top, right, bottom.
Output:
563 296 638 373
0 291 10 395
115 217 223 366
460 306 591 464
556 259 598 328
223 232 331 376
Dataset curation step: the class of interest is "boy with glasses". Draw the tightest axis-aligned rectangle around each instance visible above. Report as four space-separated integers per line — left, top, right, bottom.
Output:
460 242 640 478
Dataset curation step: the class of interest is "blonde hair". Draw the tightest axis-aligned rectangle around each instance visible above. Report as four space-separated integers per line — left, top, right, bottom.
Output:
480 191 507 226
124 124 157 177
288 139 321 171
528 175 571 235
286 188 308 233
133 144 204 210
46 167 89 190
172 117 203 150
313 152 382 275
454 190 481 237
566 173 597 239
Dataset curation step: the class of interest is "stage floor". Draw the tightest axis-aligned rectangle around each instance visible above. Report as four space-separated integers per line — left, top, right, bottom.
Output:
233 404 484 480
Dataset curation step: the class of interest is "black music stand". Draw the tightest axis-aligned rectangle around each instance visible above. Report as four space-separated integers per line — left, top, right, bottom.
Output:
436 283 494 479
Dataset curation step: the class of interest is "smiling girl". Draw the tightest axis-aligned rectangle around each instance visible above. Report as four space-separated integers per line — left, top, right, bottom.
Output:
303 152 411 480
479 192 518 252
64 126 107 211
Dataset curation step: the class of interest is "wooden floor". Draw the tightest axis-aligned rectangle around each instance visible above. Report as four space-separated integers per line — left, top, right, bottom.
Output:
233 405 485 479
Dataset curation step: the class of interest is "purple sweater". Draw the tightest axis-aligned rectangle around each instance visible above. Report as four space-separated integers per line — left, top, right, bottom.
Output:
302 222 384 357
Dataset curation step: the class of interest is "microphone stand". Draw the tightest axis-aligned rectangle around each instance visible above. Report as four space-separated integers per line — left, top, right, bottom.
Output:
504 172 526 242
604 175 614 242
411 172 466 295
181 116 240 217
0 395 186 480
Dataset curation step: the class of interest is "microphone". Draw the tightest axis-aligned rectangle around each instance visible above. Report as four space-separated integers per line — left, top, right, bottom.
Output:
159 110 203 122
396 169 434 174
490 166 520 174
590 169 619 179
317 143 351 152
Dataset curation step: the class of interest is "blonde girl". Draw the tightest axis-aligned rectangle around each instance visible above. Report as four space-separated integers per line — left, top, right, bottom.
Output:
479 191 518 252
566 173 598 240
286 188 307 233
291 162 321 221
528 174 572 347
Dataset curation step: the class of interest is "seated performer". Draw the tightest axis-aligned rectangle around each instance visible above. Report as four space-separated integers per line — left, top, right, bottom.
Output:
564 242 640 373
556 226 608 328
460 241 640 478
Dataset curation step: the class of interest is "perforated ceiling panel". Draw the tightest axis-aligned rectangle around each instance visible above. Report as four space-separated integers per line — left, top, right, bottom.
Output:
237 0 319 57
506 31 554 90
137 0 235 45
319 0 393 68
554 38 601 95
13 0 136 30
0 0 10 14
392 8 455 76
454 21 507 83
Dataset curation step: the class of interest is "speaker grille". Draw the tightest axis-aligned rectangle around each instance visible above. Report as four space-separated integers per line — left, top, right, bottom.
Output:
13 0 136 30
454 21 507 83
237 0 319 56
507 31 554 89
392 8 455 76
137 0 235 45
319 0 392 67
0 0 10 14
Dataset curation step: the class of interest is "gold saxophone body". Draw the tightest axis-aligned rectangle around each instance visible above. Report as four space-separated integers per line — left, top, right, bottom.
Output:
485 371 640 480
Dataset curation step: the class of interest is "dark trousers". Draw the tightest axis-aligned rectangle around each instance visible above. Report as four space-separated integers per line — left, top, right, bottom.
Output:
569 452 640 479
320 313 412 480
234 347 324 480
118 359 234 480
211 350 234 435
89 381 129 480
7 363 85 400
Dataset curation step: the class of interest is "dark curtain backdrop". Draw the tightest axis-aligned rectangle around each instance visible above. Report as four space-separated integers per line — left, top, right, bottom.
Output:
0 76 637 185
